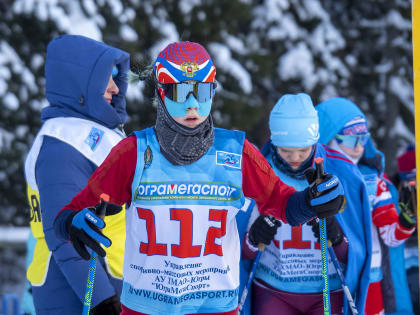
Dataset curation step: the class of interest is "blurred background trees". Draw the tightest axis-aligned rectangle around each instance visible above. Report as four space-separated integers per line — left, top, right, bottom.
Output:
0 0 414 228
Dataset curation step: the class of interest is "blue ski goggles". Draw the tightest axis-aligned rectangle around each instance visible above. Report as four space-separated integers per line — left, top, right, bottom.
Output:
335 133 370 148
160 82 217 103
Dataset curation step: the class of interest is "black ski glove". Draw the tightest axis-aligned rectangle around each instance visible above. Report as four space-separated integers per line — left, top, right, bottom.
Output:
307 216 344 246
398 181 417 229
248 215 281 247
304 167 345 218
399 207 416 229
91 294 121 315
66 200 122 260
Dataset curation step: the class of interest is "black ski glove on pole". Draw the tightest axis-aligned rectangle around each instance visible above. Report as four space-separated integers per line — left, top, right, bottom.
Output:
308 217 344 246
248 215 281 247
399 202 417 229
398 181 417 229
65 199 122 260
304 158 345 218
91 294 121 315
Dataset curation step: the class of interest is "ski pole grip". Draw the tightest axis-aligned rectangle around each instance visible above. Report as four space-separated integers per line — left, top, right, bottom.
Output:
96 193 110 219
314 157 324 182
258 244 266 251
408 181 417 215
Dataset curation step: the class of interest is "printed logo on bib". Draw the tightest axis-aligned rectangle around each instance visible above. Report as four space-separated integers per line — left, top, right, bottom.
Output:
134 182 241 201
255 224 342 293
144 145 153 169
85 127 104 151
216 151 242 169
29 194 42 223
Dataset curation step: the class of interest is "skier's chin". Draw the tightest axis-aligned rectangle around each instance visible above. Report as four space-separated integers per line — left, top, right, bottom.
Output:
349 153 363 160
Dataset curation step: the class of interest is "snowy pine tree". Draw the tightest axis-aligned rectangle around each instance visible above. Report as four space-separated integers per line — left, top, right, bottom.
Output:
0 0 414 226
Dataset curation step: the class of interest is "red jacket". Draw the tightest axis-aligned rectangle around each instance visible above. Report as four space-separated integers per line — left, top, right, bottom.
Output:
60 135 296 222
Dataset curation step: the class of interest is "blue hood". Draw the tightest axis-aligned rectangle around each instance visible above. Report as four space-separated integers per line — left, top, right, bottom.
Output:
317 98 413 314
316 97 385 171
316 97 366 145
42 35 130 129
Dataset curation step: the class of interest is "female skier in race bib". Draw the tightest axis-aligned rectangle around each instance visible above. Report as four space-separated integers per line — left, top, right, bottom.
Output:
54 41 345 315
242 93 372 315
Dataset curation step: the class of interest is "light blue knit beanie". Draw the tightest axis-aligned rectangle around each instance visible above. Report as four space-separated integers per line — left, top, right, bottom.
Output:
269 93 319 147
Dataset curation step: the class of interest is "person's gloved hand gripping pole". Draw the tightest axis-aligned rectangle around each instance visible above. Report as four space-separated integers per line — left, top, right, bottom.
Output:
398 180 417 229
55 194 123 315
283 158 345 227
64 198 122 260
247 161 344 248
308 216 344 247
248 215 282 248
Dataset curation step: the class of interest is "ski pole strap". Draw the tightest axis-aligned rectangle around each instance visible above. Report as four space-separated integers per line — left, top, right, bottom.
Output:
409 180 417 215
82 193 110 315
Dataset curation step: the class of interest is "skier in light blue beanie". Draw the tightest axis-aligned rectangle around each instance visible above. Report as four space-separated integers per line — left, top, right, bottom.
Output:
269 93 320 148
242 93 372 315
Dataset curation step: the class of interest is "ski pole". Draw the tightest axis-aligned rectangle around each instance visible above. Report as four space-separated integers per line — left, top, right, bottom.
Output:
82 193 110 315
238 243 265 314
409 180 417 216
314 157 331 315
327 243 358 315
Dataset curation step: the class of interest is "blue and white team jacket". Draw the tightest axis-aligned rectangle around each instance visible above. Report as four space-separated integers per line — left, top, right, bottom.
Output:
360 139 414 315
317 98 414 315
121 127 247 314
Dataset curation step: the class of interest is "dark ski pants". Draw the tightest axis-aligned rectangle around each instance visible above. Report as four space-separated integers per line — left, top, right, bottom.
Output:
252 281 344 315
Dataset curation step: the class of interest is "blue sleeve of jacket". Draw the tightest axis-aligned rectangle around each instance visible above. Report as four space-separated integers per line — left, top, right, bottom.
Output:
36 136 117 307
323 151 372 315
352 181 372 314
54 209 74 241
285 189 315 226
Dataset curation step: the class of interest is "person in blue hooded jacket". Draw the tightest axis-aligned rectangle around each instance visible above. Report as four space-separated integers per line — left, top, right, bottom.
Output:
242 93 372 315
316 97 416 315
24 34 130 315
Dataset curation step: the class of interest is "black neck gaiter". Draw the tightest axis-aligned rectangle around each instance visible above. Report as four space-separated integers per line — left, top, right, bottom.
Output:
154 96 214 166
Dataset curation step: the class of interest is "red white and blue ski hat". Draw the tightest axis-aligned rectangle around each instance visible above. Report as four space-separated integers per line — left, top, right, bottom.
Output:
338 116 369 136
154 41 216 84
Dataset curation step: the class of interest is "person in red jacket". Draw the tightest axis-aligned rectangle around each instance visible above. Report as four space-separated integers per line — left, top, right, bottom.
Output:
54 41 344 315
